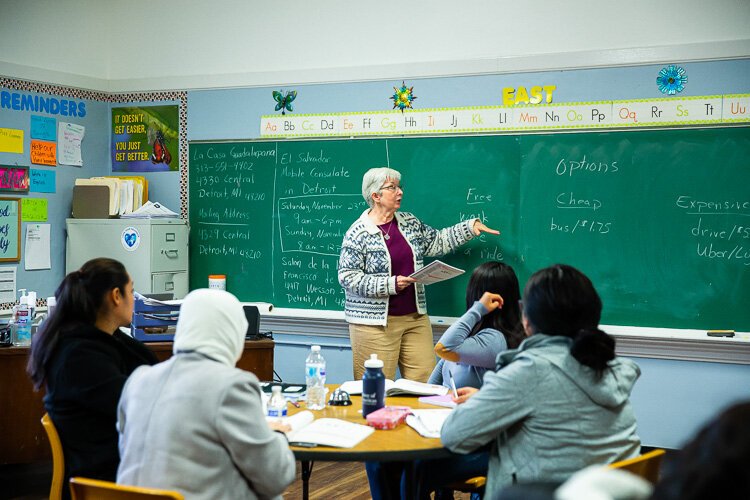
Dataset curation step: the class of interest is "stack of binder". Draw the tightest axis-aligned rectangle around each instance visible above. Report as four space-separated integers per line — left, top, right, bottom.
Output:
72 176 148 218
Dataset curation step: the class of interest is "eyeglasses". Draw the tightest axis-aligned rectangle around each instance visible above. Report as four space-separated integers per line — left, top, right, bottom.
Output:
380 185 403 192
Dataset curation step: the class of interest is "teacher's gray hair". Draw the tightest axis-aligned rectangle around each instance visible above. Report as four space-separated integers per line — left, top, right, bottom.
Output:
362 167 401 208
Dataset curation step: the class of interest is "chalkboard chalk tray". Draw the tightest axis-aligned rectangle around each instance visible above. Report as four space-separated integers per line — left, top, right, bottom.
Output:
189 127 750 331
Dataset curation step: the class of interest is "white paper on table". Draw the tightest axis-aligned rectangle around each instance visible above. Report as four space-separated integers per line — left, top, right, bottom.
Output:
58 122 85 166
405 409 452 438
0 266 17 302
409 260 465 285
24 224 51 270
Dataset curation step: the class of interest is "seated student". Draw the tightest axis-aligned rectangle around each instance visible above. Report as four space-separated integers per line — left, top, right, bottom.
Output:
429 261 524 388
651 400 750 500
441 264 641 499
26 258 157 500
116 288 295 499
370 262 524 499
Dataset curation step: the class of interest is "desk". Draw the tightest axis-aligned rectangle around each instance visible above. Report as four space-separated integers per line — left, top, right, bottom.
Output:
0 339 274 465
289 386 451 500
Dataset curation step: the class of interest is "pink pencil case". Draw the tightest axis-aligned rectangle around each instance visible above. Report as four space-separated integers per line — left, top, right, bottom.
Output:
365 406 411 430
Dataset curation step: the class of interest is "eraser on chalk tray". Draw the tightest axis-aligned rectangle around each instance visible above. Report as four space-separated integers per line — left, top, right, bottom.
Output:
707 330 735 338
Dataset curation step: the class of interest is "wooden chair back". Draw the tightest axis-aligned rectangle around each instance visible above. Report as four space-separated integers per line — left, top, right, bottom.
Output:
70 477 184 500
41 413 65 500
609 448 666 483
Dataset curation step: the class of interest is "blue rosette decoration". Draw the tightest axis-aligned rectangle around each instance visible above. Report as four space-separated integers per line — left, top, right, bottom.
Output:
657 65 687 95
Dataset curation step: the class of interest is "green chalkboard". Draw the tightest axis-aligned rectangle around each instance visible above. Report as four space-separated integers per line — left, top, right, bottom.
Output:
189 127 750 331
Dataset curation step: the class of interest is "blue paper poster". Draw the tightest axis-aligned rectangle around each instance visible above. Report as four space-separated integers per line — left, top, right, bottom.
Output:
30 115 57 142
30 169 56 193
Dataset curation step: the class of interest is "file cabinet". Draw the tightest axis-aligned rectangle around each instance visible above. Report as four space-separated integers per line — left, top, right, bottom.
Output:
66 219 189 298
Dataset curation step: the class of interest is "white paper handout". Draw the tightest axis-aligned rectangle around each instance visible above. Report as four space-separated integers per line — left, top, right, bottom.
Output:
275 411 374 448
24 224 51 270
406 409 452 438
409 260 465 285
58 122 85 166
120 201 179 219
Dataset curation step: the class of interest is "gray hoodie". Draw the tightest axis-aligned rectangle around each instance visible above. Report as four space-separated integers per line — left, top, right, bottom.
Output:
117 289 295 499
440 334 641 498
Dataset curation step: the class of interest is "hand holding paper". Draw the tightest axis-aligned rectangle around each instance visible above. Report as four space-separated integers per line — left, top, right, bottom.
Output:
409 260 464 285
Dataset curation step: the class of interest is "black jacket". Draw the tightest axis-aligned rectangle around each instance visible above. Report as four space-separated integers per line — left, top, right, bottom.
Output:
43 324 157 498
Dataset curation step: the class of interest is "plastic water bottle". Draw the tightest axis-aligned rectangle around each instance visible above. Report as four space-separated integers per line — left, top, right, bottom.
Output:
267 385 287 419
13 294 32 346
362 354 385 418
47 296 57 319
305 345 326 410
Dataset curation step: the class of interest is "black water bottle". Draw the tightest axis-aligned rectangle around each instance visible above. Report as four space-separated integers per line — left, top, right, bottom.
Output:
362 354 385 418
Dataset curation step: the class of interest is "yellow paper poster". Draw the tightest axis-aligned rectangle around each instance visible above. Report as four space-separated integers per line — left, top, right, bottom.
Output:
21 198 48 222
30 140 57 166
0 128 24 154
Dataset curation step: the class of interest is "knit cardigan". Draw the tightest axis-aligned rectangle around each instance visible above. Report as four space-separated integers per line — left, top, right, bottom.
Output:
338 210 475 325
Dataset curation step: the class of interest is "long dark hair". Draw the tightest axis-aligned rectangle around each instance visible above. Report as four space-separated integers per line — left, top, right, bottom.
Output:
522 264 615 376
651 401 750 500
27 258 130 389
466 261 524 349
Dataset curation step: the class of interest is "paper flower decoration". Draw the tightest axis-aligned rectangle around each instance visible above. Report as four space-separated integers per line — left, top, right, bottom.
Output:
391 81 417 112
273 90 297 115
656 65 687 95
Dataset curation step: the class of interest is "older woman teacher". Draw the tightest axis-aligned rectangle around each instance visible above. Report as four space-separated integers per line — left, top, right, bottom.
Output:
338 167 499 382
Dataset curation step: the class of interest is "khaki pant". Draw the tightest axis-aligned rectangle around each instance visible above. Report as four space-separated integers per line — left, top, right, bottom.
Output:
349 313 435 382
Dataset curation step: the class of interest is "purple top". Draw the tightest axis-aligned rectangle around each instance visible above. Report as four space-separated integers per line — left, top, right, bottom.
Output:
379 220 417 316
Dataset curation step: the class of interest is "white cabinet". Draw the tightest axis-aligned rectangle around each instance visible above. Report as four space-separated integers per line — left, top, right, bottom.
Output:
66 219 189 299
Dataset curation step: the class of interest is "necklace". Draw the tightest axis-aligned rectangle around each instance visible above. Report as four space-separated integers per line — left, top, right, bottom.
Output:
379 220 395 240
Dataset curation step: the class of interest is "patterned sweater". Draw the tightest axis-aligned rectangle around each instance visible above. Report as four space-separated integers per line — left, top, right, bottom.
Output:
338 210 475 325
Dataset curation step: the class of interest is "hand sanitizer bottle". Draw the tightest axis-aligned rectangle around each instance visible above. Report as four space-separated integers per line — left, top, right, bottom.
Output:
14 292 32 346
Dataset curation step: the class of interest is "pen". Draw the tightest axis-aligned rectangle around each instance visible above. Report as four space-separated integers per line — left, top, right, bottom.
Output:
448 371 458 399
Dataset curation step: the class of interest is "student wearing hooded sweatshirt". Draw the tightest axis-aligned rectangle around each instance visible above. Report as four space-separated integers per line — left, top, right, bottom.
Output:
116 289 295 500
440 264 641 499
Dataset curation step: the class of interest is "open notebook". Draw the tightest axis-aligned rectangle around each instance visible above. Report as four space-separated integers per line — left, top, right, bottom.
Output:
405 409 452 439
273 411 374 448
339 379 448 397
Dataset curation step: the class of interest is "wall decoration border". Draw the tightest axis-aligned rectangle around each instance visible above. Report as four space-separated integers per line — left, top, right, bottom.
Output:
259 94 750 138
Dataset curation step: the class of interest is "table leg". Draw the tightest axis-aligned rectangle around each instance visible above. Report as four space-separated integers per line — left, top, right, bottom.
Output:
301 460 314 500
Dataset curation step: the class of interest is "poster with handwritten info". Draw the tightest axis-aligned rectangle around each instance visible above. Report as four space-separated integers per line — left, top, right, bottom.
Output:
0 198 20 262
30 140 56 166
0 128 23 154
21 198 47 222
30 115 56 142
29 169 56 193
58 122 84 166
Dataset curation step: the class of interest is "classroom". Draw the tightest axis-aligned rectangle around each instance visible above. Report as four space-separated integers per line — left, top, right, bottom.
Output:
1 1 749 498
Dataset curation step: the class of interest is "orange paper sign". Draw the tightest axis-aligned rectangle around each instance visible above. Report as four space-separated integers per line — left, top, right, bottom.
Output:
30 140 56 166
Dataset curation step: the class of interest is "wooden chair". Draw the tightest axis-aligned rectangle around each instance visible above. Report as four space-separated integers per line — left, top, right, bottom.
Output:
609 448 666 483
443 475 486 497
69 477 184 500
41 413 65 500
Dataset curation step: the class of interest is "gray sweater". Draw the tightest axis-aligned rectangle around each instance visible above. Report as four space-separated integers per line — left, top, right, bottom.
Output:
117 353 295 500
428 301 508 389
440 334 641 498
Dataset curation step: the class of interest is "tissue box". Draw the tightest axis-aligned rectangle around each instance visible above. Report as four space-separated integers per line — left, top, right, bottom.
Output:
365 406 411 430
